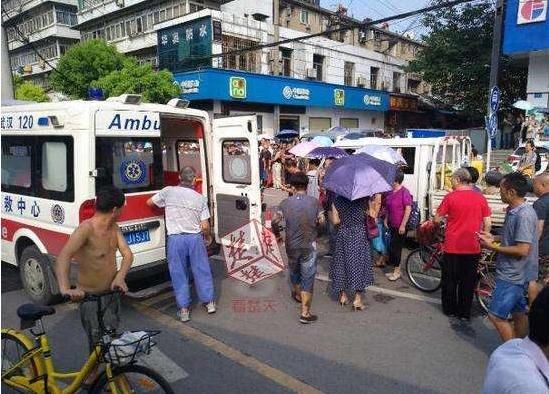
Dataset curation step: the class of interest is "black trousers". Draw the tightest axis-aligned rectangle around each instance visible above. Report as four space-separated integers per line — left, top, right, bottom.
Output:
441 253 480 319
388 227 406 268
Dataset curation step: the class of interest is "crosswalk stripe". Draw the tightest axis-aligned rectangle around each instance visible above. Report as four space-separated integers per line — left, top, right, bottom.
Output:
133 302 324 394
140 348 189 383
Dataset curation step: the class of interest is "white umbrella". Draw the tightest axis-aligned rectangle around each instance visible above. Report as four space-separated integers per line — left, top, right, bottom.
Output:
257 134 274 140
355 145 407 165
513 100 534 112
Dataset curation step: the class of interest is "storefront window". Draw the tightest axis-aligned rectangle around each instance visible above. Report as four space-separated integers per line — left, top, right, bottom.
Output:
340 118 359 128
309 117 331 132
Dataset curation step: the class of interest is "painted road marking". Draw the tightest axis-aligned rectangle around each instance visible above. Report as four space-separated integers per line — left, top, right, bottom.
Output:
132 302 324 394
139 348 189 383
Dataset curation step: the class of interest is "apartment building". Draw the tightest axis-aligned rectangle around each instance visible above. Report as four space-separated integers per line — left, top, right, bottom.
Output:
3 0 80 86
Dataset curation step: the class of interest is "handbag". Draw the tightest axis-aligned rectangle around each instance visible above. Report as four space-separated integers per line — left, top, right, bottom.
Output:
371 220 387 254
401 188 421 231
366 215 379 239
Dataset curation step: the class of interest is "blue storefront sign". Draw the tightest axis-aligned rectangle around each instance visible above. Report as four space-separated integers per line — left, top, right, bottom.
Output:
173 68 389 112
503 0 549 55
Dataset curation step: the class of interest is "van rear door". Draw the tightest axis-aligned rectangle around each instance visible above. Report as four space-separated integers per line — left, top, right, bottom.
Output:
211 116 261 242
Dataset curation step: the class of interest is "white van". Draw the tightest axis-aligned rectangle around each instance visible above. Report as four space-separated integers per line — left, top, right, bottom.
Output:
335 135 539 228
1 95 262 303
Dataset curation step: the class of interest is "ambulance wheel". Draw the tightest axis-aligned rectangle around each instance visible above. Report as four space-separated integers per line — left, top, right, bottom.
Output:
20 246 57 305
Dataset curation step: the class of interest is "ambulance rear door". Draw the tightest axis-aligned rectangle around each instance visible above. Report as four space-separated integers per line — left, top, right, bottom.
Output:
211 115 261 243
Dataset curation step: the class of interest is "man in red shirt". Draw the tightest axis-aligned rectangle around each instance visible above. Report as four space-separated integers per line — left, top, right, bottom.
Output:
435 168 492 321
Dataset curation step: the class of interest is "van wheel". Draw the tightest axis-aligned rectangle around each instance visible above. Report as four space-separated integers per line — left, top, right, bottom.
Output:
19 246 56 305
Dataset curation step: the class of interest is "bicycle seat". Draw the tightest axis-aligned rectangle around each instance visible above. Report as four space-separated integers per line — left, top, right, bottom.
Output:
17 304 55 321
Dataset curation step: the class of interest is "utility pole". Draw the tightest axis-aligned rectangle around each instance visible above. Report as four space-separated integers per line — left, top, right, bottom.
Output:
485 0 504 171
272 0 280 135
1 25 15 101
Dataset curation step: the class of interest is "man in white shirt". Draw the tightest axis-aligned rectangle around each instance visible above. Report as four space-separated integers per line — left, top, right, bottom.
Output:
482 286 549 393
147 166 215 322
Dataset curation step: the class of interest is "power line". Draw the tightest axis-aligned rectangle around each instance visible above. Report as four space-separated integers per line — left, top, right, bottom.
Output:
201 0 483 61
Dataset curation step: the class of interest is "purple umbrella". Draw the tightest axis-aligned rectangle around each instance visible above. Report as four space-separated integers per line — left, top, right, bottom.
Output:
322 154 396 201
306 147 349 159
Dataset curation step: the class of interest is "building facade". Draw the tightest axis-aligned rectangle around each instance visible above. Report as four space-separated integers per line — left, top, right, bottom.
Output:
503 0 549 108
3 0 80 86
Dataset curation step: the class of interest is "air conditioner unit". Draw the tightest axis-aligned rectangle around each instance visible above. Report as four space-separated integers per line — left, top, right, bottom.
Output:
357 76 367 86
359 31 367 43
286 6 292 16
306 67 316 79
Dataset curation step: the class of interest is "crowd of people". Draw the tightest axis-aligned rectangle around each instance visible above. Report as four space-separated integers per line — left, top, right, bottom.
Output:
501 113 549 149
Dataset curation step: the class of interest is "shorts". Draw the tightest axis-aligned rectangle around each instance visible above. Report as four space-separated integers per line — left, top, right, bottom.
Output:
489 279 527 319
287 249 317 292
79 293 121 352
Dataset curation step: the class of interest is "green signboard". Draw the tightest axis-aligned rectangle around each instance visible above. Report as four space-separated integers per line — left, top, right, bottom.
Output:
157 17 212 72
229 77 247 99
334 89 345 106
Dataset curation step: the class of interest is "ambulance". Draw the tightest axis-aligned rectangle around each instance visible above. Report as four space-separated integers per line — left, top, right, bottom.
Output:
1 95 262 304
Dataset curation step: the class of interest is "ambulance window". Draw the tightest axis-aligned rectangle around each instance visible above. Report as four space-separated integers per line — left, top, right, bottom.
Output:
42 142 67 192
1 141 32 189
96 137 164 193
177 140 202 178
222 140 251 184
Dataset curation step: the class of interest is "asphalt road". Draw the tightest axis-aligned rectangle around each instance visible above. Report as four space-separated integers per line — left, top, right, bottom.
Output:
1 188 502 393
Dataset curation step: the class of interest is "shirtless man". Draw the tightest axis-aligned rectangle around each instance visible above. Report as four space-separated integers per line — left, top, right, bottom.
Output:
56 186 133 353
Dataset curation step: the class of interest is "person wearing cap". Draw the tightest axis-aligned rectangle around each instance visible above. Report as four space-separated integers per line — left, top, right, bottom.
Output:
147 166 215 322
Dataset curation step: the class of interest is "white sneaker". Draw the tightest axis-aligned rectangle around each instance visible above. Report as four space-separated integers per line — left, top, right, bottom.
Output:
177 308 190 322
205 301 216 314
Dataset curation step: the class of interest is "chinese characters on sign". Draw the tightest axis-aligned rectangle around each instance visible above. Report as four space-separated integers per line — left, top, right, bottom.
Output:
389 95 418 111
180 80 200 94
222 220 285 285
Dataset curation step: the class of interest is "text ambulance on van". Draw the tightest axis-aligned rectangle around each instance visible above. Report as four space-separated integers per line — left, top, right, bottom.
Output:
1 95 262 304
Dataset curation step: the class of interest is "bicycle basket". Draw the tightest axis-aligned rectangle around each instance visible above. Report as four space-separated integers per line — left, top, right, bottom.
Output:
102 330 159 366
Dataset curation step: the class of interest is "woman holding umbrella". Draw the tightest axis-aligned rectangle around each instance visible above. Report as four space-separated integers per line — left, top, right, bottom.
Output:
323 154 396 310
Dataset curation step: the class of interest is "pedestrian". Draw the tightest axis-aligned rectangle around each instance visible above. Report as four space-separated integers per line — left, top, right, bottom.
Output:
434 168 492 321
533 173 549 287
306 159 321 199
481 286 549 393
502 114 514 149
517 140 537 178
479 172 538 342
369 193 388 268
272 158 283 189
259 140 272 188
273 173 324 324
513 115 523 147
55 186 133 384
329 194 374 311
282 159 301 195
482 171 504 196
147 166 216 322
319 158 336 257
465 166 482 193
383 170 412 281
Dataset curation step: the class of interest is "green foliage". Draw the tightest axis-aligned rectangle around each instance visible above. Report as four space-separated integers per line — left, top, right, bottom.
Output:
49 39 126 99
93 59 181 103
15 81 49 102
407 3 527 120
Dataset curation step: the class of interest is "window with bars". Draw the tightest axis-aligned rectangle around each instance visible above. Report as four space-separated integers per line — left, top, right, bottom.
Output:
344 61 354 86
313 54 324 81
370 67 379 90
280 48 292 77
221 35 259 73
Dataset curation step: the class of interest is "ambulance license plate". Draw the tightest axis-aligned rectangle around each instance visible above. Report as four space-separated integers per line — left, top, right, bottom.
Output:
124 229 150 245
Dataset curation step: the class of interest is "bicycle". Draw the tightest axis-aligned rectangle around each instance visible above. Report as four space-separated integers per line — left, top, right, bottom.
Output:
405 239 498 311
1 291 174 393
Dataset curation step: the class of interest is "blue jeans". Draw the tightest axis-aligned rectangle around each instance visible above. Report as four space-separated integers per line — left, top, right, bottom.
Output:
489 279 527 319
287 249 317 292
167 233 215 308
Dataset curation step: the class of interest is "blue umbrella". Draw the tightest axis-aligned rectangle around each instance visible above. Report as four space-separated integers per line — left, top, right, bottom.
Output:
307 147 348 159
276 129 299 139
311 135 333 147
322 154 396 201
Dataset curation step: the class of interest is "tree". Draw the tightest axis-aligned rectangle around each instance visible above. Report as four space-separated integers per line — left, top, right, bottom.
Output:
14 76 49 102
50 39 126 99
407 3 527 121
92 59 181 103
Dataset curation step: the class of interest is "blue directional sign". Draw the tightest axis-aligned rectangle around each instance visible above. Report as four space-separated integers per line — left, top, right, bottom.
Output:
490 86 501 113
486 112 498 139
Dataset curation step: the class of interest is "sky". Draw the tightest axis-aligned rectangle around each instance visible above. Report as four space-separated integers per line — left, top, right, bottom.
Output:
319 0 431 38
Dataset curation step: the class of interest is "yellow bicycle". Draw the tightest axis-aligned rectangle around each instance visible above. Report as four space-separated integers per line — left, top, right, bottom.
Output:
1 292 173 393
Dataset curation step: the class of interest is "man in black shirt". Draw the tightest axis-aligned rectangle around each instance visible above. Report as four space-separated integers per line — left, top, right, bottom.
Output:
533 173 549 286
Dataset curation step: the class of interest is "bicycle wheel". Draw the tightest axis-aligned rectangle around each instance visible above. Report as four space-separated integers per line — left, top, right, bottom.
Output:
90 364 174 394
405 248 442 292
476 266 497 314
1 331 40 388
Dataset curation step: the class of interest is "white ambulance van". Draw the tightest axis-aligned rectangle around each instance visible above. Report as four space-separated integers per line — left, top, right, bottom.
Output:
1 95 262 304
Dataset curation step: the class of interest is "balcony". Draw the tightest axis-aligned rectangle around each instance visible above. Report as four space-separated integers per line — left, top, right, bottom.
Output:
2 0 77 22
8 24 80 50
